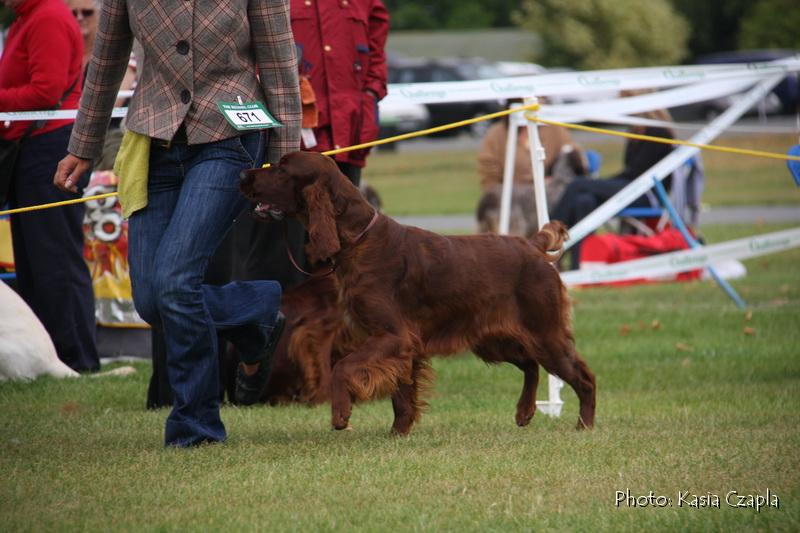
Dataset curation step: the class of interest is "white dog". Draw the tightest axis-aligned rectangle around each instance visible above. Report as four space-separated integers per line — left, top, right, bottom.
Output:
0 281 79 381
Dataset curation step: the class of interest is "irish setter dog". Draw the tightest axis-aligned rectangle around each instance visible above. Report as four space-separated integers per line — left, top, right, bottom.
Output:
240 151 596 435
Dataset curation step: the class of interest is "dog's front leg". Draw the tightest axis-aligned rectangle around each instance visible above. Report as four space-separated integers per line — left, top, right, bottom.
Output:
330 333 410 430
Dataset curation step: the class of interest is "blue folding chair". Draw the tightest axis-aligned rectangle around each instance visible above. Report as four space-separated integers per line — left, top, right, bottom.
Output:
788 144 800 187
615 156 704 236
0 207 15 281
584 149 602 178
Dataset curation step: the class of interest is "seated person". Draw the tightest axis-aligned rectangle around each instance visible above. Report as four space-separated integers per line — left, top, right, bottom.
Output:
477 100 587 236
551 92 675 268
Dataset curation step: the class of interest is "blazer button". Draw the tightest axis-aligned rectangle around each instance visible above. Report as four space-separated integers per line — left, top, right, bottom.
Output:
176 40 190 55
180 89 191 104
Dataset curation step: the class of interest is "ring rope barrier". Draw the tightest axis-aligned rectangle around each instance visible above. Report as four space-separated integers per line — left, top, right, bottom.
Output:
2 101 799 217
1 103 542 217
527 114 800 162
2 103 544 216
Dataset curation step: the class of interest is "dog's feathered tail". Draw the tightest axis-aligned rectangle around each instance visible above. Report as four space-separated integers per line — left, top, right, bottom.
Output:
529 220 568 262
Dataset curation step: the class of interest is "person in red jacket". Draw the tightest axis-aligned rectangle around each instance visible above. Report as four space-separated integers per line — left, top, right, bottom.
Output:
219 0 390 295
0 0 99 372
291 0 389 186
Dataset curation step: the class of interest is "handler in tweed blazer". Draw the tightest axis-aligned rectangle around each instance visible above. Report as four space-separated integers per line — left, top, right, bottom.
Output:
55 0 302 447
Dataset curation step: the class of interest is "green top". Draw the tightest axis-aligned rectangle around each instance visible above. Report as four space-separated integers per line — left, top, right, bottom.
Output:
113 129 150 219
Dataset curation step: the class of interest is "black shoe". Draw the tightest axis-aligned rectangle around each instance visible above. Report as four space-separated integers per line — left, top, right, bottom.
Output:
234 312 286 406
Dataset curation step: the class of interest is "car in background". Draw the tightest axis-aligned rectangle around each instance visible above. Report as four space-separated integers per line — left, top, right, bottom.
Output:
388 57 507 137
695 90 782 121
378 98 430 140
492 61 546 78
671 49 800 121
695 49 799 114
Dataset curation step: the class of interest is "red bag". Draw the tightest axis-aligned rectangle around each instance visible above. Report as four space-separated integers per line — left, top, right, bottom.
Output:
579 228 702 286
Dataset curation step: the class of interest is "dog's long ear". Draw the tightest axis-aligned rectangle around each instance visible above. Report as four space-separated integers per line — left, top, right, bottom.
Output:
302 180 341 264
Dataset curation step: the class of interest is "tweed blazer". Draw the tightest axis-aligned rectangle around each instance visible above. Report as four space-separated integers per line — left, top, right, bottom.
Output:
68 0 301 164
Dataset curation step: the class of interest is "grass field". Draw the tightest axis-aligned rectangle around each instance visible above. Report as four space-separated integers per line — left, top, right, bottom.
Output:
0 224 797 531
1 139 798 531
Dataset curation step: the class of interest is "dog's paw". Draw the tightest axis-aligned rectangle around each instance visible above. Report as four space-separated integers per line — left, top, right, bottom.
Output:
515 412 534 427
331 413 351 431
390 421 413 436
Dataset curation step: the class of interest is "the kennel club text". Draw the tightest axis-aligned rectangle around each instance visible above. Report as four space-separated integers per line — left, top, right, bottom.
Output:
615 489 780 511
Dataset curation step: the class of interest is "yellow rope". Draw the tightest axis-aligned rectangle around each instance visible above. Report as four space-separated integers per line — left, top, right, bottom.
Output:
265 102 543 166
0 103 542 216
527 114 800 163
0 192 118 216
2 100 799 217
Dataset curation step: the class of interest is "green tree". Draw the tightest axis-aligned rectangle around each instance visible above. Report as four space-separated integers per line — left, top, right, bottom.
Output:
738 0 800 50
384 0 522 30
515 0 689 69
390 3 436 30
445 3 495 29
669 0 750 60
1 6 14 28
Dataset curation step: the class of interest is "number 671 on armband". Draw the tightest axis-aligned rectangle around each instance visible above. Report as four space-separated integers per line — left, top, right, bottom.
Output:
217 101 282 131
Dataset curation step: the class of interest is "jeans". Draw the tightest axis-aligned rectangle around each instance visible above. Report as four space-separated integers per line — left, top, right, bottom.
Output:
128 131 281 447
9 124 100 372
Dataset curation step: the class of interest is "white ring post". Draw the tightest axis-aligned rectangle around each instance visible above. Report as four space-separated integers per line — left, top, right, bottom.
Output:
524 98 550 231
498 104 520 235
524 97 565 417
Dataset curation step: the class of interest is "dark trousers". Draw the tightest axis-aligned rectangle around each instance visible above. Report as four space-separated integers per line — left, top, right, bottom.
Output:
9 125 99 372
552 178 651 269
337 161 362 187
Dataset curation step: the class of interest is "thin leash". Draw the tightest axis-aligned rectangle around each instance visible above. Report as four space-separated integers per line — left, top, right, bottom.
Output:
282 209 380 278
282 218 334 277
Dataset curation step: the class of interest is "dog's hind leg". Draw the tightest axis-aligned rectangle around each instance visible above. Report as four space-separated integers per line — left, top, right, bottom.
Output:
512 358 540 427
474 338 539 427
536 339 596 430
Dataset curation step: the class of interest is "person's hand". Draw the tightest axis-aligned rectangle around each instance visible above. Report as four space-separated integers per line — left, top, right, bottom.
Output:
54 154 92 193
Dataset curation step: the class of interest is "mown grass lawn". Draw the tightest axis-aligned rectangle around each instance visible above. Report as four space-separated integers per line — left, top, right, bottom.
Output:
1 222 797 532
2 132 799 531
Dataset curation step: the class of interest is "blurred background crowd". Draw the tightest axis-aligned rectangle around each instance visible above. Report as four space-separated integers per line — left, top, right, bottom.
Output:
2 0 798 146
0 0 798 379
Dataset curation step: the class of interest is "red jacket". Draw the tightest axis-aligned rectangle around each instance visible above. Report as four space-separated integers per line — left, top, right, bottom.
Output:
290 0 389 167
0 0 83 141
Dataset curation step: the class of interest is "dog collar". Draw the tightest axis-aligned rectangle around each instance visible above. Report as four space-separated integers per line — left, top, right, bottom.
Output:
351 210 380 246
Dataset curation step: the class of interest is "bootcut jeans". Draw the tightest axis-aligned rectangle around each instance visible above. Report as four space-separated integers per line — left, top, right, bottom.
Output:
128 131 281 447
